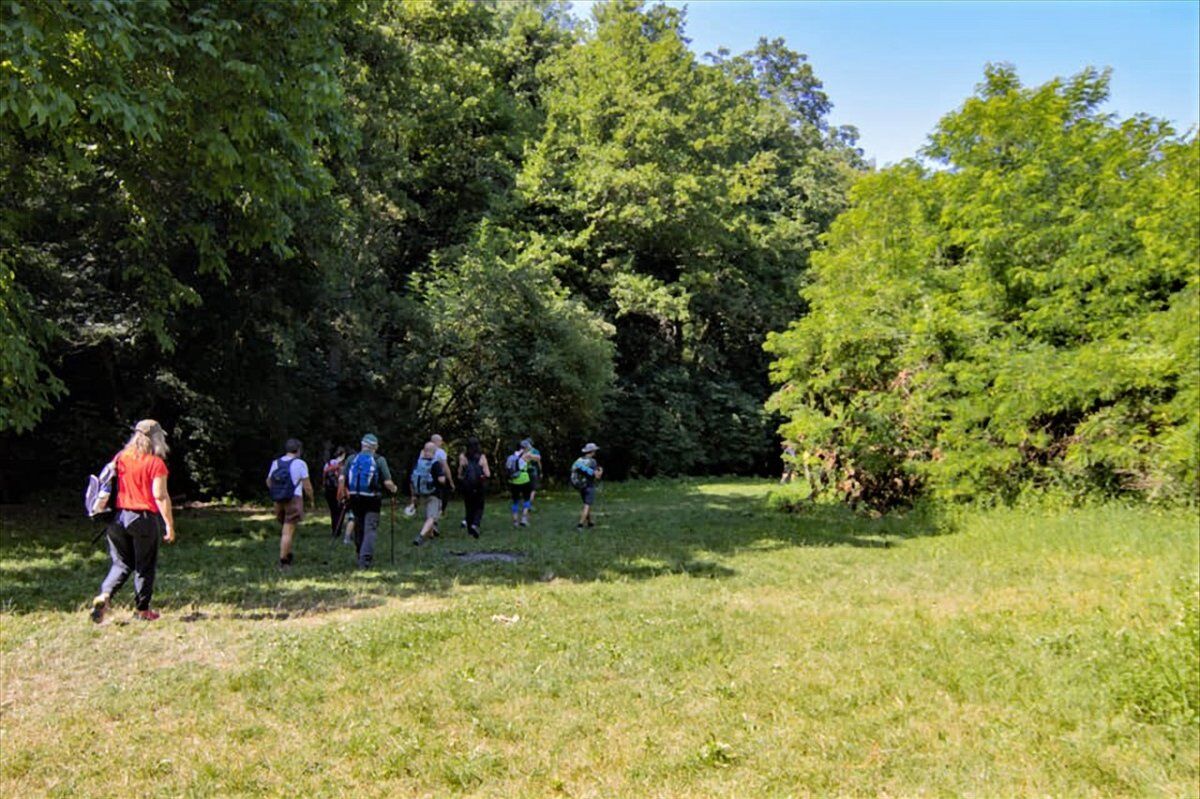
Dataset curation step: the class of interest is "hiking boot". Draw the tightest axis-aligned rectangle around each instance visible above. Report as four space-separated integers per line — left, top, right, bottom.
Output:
576 523 583 530
135 609 160 622
586 521 595 528
460 520 467 528
469 525 480 539
519 519 529 527
412 534 425 547
89 593 110 624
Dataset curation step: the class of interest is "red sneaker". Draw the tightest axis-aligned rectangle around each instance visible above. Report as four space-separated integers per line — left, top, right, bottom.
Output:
135 609 160 621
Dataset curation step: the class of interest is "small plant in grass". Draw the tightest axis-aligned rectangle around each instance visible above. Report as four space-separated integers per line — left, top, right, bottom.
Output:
693 736 739 770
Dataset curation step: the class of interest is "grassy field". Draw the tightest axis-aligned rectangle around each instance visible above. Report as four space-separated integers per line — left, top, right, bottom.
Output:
1 479 1197 797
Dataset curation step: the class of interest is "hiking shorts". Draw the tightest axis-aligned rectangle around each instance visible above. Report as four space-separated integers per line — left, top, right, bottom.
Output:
275 495 304 524
418 495 441 520
509 482 532 503
579 484 596 506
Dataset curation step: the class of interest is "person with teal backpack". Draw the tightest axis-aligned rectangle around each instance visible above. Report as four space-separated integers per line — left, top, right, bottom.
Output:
570 442 603 530
337 433 398 568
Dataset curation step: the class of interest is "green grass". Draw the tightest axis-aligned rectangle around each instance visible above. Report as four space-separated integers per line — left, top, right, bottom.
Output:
2 479 1197 797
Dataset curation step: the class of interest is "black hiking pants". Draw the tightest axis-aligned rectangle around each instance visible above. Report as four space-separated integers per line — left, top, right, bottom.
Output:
462 486 485 531
325 488 343 537
100 510 161 611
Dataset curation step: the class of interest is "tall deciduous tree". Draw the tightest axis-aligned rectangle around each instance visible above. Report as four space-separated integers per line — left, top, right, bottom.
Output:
1 0 347 450
1 0 856 497
767 66 1199 506
518 0 858 476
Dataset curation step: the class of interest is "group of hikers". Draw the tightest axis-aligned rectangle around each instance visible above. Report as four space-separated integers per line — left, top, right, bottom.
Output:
85 420 603 623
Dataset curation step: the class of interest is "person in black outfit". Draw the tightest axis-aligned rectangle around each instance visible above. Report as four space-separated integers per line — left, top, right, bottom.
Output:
322 445 350 538
457 437 491 539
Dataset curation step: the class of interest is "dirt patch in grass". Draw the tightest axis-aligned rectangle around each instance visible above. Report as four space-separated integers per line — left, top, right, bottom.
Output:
447 550 527 564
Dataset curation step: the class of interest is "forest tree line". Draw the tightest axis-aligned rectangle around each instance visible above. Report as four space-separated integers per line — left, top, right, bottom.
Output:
2 1 1195 504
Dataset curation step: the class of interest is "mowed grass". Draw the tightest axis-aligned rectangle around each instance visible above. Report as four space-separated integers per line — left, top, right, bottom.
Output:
1 480 1197 798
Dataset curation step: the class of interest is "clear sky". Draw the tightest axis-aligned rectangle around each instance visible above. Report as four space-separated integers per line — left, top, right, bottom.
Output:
573 1 1200 166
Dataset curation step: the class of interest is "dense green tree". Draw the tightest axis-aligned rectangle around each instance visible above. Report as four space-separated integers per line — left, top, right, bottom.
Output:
517 0 858 476
297 0 586 473
767 66 1200 506
1 0 349 495
1 0 856 497
416 222 614 462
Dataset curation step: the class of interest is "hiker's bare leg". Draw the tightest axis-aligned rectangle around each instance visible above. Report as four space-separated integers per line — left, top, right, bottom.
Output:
280 522 296 560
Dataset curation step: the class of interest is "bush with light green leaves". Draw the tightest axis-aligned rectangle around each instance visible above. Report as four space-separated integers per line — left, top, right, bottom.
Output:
767 65 1199 507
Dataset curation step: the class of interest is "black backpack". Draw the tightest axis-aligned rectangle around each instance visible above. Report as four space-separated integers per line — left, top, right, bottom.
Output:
322 460 342 494
462 454 485 489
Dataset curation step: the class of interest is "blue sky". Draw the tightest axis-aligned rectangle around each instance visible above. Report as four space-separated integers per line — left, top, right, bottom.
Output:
572 1 1200 165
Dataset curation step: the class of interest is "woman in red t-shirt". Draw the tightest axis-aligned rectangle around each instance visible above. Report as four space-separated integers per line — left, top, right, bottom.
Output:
90 419 176 623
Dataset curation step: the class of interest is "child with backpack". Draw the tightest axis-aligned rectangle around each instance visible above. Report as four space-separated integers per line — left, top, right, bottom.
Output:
570 442 603 530
457 437 491 538
506 441 533 527
267 438 314 569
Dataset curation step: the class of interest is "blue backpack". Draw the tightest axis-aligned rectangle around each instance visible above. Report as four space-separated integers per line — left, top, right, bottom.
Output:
411 456 437 496
346 452 379 495
268 457 296 501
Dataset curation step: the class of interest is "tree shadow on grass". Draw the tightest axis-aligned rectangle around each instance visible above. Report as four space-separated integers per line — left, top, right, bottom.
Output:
0 481 948 616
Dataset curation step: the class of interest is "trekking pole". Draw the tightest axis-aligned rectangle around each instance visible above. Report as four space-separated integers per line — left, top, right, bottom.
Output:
332 500 349 540
389 494 397 565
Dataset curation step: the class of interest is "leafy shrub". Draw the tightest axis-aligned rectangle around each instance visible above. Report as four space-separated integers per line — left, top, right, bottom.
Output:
767 66 1199 508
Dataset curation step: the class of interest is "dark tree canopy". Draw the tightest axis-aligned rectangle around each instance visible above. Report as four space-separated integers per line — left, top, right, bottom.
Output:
0 0 857 498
